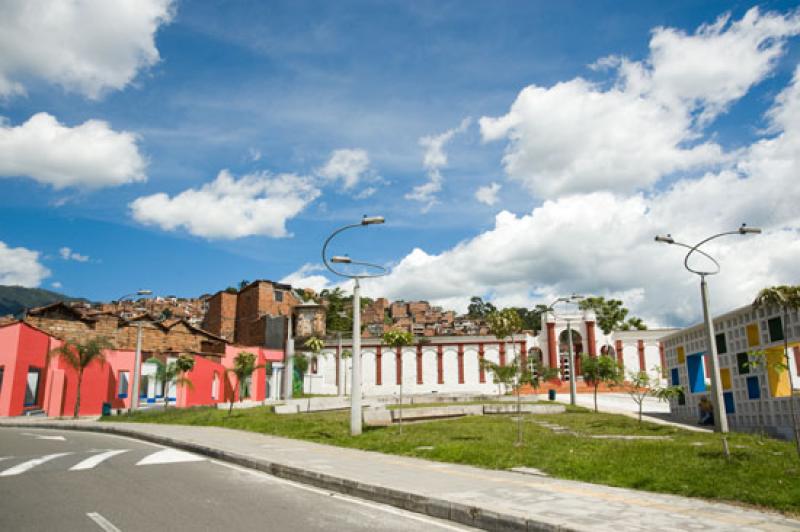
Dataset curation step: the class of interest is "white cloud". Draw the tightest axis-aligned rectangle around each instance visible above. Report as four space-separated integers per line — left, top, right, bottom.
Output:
51 282 62 289
248 148 262 162
475 182 501 206
0 113 147 189
0 0 175 99
406 118 471 209
59 247 89 262
286 62 800 327
130 170 320 239
480 7 800 198
279 264 337 293
317 148 371 190
0 242 50 287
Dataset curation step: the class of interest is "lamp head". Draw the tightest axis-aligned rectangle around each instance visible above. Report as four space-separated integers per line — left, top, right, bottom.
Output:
654 234 674 244
570 293 585 300
136 289 153 296
361 215 385 225
739 223 761 235
331 256 352 264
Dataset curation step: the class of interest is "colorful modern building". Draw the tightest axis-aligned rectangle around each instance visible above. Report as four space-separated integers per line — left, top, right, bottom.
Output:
662 301 799 439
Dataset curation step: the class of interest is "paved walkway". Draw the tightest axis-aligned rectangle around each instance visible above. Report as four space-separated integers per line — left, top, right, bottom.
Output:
1 418 796 531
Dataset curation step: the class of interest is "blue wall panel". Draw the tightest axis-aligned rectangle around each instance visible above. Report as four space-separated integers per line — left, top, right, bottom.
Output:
687 353 706 394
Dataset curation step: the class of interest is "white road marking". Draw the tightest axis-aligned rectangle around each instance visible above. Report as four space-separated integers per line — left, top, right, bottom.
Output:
70 450 129 471
20 432 65 440
136 448 205 466
0 452 73 477
211 460 473 531
86 512 121 532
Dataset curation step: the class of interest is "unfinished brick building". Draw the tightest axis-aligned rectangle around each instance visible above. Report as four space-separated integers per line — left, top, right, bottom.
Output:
26 302 227 355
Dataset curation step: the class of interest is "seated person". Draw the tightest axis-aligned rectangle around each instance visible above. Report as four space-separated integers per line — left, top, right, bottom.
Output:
698 396 714 425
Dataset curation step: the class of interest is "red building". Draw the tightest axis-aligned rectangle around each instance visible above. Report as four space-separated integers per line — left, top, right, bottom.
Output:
0 321 283 417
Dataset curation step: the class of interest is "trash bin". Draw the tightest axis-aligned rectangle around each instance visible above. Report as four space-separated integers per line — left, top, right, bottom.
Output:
548 389 556 401
101 402 112 416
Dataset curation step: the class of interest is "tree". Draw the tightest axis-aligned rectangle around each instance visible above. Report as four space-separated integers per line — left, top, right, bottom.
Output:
320 287 353 332
49 337 112 418
224 286 238 294
383 328 414 433
239 279 250 290
479 359 517 397
580 354 623 412
626 368 681 423
226 351 262 415
467 296 496 319
579 297 647 334
486 308 527 445
302 336 325 394
149 354 195 409
522 358 559 395
620 317 647 331
753 285 800 457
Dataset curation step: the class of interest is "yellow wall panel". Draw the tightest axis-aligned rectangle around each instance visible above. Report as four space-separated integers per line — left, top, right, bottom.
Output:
746 324 760 348
677 346 686 363
720 368 732 390
766 347 790 398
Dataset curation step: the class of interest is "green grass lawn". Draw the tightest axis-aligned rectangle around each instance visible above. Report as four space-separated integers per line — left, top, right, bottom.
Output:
108 405 800 515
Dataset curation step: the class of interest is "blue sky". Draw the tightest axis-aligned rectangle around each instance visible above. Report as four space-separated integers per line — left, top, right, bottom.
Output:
1 1 799 326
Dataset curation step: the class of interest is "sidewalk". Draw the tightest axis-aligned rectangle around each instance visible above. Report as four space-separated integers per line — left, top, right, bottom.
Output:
1 418 796 531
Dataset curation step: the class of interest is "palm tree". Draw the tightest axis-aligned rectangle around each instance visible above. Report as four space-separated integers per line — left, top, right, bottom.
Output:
382 328 414 433
226 351 265 415
49 337 112 418
148 354 195 409
753 285 800 456
486 308 525 446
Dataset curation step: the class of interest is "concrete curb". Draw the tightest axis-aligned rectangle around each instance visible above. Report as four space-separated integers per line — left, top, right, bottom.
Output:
0 420 573 532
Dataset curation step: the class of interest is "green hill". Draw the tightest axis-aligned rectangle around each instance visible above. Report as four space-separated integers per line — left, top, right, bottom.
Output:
0 285 84 318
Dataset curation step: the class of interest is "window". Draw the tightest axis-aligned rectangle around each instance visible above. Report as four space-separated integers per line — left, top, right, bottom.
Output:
274 290 283 302
736 352 749 375
0 366 4 395
747 376 761 399
212 372 220 400
723 392 735 414
117 371 130 398
24 368 41 407
687 353 705 394
671 368 680 386
715 333 727 354
768 317 784 342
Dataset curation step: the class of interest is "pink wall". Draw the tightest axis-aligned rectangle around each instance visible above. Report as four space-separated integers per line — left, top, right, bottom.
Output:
0 322 285 417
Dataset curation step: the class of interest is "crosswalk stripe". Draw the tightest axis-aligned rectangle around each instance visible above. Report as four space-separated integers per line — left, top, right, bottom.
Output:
70 450 129 471
136 448 204 466
0 452 73 477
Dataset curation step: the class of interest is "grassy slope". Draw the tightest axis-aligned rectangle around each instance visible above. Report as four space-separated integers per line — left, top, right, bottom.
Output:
0 285 82 317
111 406 800 514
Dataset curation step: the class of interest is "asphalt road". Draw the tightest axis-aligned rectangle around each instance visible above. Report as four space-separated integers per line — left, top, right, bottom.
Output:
0 428 476 532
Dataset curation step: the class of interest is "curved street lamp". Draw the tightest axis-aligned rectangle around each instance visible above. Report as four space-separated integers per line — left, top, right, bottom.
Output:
322 216 387 436
655 224 761 433
547 294 584 406
117 289 153 413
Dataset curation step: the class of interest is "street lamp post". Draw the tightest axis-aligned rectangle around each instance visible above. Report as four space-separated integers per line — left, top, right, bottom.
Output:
655 224 761 433
117 289 153 413
548 294 584 406
322 216 387 436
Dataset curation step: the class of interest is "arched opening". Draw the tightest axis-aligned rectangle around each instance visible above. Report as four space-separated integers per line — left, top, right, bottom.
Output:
558 329 583 380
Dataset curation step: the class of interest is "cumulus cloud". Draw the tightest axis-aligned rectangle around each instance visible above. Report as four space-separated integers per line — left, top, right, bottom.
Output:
0 0 175 99
406 118 471 209
59 247 89 262
287 14 800 327
480 7 800 198
0 113 146 189
0 242 49 287
130 170 320 239
475 182 501 206
317 148 371 190
279 264 337 293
